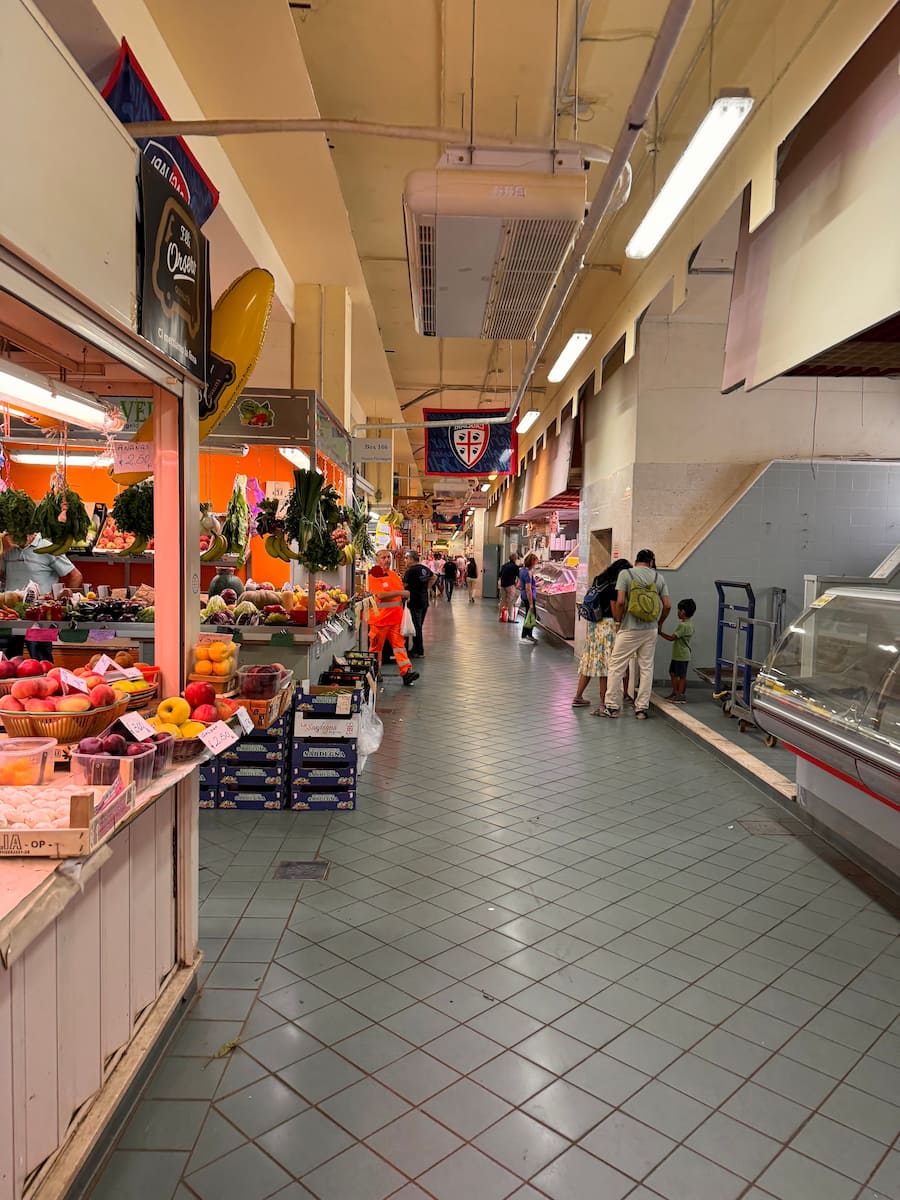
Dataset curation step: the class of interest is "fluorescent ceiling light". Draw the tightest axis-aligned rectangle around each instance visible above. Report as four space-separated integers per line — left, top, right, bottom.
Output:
10 450 113 467
516 409 540 435
202 444 249 458
488 473 497 481
547 331 592 383
278 446 311 471
480 483 490 492
626 92 754 259
0 361 123 433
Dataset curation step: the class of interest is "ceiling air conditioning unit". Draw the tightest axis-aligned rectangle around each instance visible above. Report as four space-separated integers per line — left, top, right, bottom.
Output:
403 152 587 340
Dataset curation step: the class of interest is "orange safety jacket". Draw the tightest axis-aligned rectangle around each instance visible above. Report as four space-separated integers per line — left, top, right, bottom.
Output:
369 570 405 625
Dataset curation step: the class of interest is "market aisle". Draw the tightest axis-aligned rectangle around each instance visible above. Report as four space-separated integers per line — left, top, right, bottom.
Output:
91 599 900 1200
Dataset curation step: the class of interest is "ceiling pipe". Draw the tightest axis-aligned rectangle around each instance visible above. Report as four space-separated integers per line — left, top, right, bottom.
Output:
124 114 616 166
353 0 695 437
557 0 593 116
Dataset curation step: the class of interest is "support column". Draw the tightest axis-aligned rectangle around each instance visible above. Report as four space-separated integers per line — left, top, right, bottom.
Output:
292 283 352 429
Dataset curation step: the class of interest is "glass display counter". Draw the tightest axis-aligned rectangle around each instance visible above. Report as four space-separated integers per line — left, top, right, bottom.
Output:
752 587 900 881
532 561 578 640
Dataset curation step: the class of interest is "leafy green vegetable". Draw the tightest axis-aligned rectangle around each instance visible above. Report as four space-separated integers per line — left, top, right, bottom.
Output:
0 489 37 546
34 487 90 551
221 475 251 566
111 482 154 540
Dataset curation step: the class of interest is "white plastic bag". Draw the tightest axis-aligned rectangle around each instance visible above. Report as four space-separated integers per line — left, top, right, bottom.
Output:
399 605 415 639
357 701 384 774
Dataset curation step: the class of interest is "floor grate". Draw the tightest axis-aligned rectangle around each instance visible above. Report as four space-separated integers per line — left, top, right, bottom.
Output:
738 818 800 836
272 860 330 880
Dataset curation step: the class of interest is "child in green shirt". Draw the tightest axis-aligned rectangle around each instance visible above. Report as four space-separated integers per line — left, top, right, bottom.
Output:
660 598 696 703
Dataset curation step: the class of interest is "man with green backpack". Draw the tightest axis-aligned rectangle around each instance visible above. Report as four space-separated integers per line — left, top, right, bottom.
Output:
603 549 671 720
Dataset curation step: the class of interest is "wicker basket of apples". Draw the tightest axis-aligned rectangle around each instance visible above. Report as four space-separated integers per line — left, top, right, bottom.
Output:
150 682 224 762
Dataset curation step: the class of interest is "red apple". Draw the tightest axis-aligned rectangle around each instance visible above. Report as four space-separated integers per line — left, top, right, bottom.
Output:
39 661 54 674
0 661 15 680
184 681 216 710
191 703 219 724
0 697 23 712
89 684 118 708
17 659 44 678
11 678 41 701
8 656 24 670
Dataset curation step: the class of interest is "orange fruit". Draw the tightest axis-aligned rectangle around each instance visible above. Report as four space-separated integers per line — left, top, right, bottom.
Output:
212 661 231 677
207 642 229 663
194 646 210 662
194 661 213 676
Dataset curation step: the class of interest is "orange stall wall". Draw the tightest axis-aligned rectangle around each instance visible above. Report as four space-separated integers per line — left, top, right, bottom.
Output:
6 446 309 592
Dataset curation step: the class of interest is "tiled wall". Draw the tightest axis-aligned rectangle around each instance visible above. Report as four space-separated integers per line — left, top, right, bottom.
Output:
661 460 900 672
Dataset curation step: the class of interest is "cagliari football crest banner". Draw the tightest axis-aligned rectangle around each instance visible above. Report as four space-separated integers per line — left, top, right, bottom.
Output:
423 408 518 476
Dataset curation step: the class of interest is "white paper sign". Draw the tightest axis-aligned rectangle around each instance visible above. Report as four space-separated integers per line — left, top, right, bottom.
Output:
335 693 352 716
236 707 255 735
199 721 239 755
119 711 156 741
60 669 88 693
121 667 146 681
265 480 291 517
112 439 155 475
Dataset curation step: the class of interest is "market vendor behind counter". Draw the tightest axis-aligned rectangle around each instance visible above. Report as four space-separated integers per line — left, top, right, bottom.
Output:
2 534 83 592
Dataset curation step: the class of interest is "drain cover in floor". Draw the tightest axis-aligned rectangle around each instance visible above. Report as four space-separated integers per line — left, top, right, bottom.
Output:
273 861 330 880
738 819 797 836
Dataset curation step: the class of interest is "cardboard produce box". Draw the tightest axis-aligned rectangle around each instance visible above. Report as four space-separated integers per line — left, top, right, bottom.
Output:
0 779 135 858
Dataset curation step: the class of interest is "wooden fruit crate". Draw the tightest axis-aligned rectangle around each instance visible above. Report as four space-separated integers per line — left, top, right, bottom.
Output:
0 780 136 858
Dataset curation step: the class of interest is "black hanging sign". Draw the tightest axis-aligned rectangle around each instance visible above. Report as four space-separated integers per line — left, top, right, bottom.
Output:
138 156 209 380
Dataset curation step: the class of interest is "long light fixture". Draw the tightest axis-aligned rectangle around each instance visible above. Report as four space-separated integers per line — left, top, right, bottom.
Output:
278 446 311 471
201 443 249 457
9 449 113 467
626 92 754 260
547 331 592 383
516 410 540 435
480 483 490 492
0 361 122 433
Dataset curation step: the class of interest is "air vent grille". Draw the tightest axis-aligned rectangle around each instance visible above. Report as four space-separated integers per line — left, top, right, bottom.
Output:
417 222 436 336
481 218 579 340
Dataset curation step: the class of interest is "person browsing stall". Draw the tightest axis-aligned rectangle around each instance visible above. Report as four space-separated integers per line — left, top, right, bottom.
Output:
604 549 671 719
367 549 420 686
2 534 83 594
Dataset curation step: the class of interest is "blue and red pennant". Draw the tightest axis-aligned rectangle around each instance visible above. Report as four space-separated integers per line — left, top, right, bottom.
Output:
423 408 518 476
103 39 219 227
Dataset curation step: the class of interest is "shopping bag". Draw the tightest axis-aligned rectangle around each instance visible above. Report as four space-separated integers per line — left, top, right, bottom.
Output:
499 606 507 623
399 605 416 639
523 608 537 631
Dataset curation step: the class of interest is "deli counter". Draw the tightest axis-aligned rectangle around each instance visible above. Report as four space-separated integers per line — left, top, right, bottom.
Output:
751 587 900 883
532 561 578 640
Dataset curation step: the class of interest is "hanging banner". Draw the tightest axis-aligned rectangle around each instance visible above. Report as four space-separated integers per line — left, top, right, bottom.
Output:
423 408 517 476
103 39 219 226
137 156 209 380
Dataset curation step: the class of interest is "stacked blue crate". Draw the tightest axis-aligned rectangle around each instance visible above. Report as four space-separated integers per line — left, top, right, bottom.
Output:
290 685 363 811
215 711 290 810
198 757 219 808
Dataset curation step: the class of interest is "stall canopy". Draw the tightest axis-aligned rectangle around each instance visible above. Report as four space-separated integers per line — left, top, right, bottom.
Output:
498 411 581 525
723 5 900 391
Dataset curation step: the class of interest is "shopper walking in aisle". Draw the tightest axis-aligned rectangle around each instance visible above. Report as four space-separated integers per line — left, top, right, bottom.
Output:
402 550 432 658
432 552 444 598
455 553 467 591
572 557 632 710
466 555 479 603
443 554 458 601
604 549 670 719
519 552 538 640
366 549 420 686
498 551 520 621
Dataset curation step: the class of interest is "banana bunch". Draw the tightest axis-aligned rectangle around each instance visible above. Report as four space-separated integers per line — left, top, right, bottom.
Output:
385 509 404 529
264 531 301 561
35 533 76 555
120 535 150 557
200 532 229 562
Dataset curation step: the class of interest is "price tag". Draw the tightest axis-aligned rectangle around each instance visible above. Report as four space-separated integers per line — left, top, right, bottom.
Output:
196 632 234 647
236 707 255 735
121 667 146 681
88 629 116 643
199 721 239 755
112 439 155 475
92 653 120 675
335 657 348 666
60 668 88 693
335 693 352 716
119 711 156 741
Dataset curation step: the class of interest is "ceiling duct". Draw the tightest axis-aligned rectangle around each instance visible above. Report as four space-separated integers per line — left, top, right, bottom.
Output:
403 151 587 340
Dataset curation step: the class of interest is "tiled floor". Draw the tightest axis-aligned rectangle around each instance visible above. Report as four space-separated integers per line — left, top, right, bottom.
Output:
89 598 900 1200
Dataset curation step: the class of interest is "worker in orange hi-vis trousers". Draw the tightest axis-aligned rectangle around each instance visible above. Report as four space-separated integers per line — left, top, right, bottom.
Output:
366 548 420 687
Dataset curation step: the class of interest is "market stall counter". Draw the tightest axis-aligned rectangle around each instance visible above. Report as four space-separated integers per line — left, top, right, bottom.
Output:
531 560 578 640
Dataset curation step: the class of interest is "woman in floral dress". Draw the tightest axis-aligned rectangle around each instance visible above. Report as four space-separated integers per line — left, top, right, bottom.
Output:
572 558 632 712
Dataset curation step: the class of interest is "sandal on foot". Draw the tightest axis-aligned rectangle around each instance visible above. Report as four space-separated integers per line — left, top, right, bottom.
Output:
572 698 590 708
603 707 619 718
635 710 649 720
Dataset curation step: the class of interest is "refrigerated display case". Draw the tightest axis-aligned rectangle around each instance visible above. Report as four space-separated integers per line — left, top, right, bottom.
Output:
752 587 900 881
532 560 578 640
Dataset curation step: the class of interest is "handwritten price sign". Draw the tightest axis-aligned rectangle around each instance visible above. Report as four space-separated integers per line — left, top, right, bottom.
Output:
112 440 155 475
199 721 239 755
119 711 156 741
59 669 88 693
